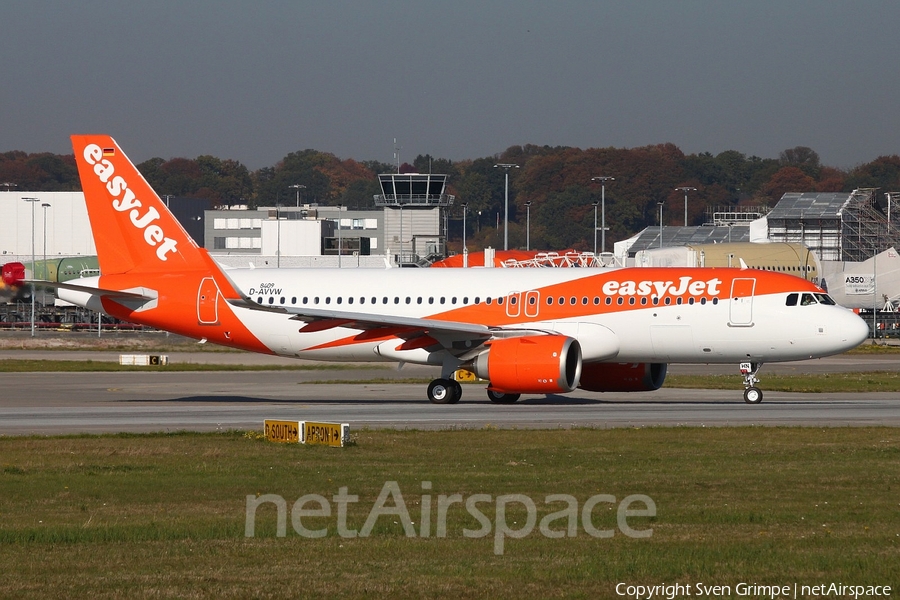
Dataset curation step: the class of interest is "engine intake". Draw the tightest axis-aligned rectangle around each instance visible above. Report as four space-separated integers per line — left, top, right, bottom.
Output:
578 362 667 392
472 335 582 394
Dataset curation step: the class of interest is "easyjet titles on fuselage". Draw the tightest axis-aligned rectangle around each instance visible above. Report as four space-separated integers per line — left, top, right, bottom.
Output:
82 143 179 261
601 276 723 298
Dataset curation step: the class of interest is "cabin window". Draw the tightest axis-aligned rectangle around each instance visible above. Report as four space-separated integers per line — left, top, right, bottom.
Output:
498 297 504 305
475 297 481 304
528 296 536 305
547 297 554 305
325 297 331 305
700 298 707 305
336 297 342 304
291 297 297 304
280 297 285 305
302 297 308 304
462 297 467 304
406 297 411 304
676 297 683 305
428 297 434 304
581 297 588 305
629 297 635 305
641 297 647 305
509 296 516 305
652 297 659 305
570 297 576 305
257 297 263 304
268 297 274 305
712 298 718 305
593 297 600 305
605 297 612 305
688 298 694 305
486 297 492 305
664 297 671 305
617 297 624 305
314 297 320 304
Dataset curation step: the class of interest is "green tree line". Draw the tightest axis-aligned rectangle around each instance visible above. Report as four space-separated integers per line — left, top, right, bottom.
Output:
3 144 899 251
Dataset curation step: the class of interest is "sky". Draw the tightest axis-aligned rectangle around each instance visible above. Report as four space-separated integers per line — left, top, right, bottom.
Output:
2 1 899 171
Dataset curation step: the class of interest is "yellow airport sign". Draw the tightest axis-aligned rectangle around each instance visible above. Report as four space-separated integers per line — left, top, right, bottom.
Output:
264 420 301 443
301 421 350 447
453 368 478 382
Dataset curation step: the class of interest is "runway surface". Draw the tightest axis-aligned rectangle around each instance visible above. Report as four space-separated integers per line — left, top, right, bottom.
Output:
1 351 898 433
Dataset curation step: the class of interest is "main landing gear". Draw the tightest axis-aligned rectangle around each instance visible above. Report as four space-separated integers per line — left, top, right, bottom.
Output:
426 378 523 404
427 378 462 404
486 389 521 404
740 361 764 404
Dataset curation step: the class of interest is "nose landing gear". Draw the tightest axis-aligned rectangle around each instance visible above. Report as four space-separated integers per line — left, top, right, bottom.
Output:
740 362 763 404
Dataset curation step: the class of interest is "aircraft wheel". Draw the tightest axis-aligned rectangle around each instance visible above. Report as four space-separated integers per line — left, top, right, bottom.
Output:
449 380 462 404
428 379 458 404
487 388 521 404
743 386 763 404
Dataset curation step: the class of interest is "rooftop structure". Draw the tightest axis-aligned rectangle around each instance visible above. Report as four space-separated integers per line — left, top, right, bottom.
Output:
767 189 900 261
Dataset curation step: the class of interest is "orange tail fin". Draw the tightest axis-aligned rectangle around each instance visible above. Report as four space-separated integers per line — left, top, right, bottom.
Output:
71 135 208 275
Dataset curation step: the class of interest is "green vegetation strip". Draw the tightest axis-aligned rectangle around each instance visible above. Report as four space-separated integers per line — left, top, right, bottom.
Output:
0 428 897 597
0 359 387 373
666 371 900 393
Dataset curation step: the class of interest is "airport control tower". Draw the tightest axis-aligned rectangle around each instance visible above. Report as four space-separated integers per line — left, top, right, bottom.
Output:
374 173 454 267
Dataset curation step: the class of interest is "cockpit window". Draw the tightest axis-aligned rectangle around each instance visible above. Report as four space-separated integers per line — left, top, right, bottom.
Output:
786 293 798 306
815 293 836 305
800 293 817 306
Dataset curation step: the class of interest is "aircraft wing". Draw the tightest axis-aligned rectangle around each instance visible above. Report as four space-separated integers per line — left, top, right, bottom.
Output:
226 297 551 357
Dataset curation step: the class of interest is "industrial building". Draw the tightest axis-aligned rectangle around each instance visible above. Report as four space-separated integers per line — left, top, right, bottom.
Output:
0 170 455 271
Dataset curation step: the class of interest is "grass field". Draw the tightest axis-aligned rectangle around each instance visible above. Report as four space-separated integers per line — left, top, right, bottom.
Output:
1 428 898 598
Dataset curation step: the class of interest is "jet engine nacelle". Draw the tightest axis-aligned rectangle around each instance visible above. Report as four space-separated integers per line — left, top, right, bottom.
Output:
1 262 26 287
578 362 667 392
473 335 582 394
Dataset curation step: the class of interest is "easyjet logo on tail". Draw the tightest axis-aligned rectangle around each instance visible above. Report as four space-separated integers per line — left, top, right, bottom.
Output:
602 276 722 297
83 144 179 261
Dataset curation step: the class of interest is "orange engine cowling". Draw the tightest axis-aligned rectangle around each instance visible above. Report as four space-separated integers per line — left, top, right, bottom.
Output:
472 335 582 394
578 362 667 392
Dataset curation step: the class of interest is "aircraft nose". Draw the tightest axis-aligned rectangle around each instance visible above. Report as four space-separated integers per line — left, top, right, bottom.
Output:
841 309 871 348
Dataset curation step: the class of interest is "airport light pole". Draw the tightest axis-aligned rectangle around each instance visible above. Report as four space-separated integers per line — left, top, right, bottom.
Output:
591 176 614 253
493 163 519 250
676 187 696 227
42 203 51 272
336 204 342 268
23 197 39 337
275 203 281 268
289 184 306 208
524 201 532 251
657 200 666 249
461 203 468 251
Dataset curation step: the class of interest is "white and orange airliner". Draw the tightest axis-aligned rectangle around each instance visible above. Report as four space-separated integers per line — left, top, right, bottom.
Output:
8 135 871 404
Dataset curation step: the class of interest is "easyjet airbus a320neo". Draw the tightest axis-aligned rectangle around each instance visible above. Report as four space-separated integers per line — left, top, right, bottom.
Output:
12 136 871 404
